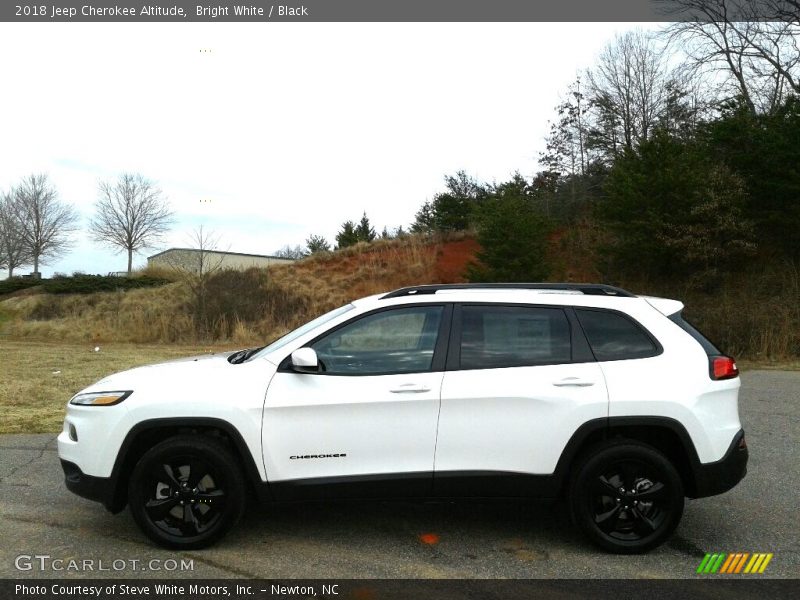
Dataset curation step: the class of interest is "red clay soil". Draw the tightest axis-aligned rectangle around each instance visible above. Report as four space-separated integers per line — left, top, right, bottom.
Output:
434 238 481 283
283 236 482 297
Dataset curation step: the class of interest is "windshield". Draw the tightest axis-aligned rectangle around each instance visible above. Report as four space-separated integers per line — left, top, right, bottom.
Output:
251 303 356 360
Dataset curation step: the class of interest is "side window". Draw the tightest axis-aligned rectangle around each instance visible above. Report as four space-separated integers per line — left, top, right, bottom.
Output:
575 309 658 361
668 312 720 356
310 306 443 374
459 305 571 370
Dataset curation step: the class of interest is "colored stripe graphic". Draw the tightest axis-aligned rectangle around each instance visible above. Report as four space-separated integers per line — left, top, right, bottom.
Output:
720 553 737 573
697 554 712 574
758 554 773 573
698 552 772 574
734 553 750 573
711 553 727 573
752 554 765 573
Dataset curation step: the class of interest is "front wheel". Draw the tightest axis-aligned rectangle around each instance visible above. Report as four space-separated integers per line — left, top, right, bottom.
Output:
569 440 684 554
128 435 246 549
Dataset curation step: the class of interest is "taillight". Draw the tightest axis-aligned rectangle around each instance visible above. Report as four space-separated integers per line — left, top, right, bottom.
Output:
710 356 739 380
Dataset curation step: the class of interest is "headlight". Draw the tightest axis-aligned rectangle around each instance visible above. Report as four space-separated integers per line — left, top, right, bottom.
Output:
69 390 132 406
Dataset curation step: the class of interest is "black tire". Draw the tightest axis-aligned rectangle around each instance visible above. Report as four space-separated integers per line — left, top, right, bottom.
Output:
569 440 684 554
128 435 246 549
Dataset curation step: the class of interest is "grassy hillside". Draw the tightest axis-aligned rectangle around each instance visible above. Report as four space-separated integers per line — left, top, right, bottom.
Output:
1 231 796 360
0 234 479 346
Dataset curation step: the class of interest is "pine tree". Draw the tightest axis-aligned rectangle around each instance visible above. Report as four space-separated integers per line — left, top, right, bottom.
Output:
355 212 377 242
335 221 359 249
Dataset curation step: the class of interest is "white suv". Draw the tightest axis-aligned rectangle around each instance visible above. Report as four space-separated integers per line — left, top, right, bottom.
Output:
58 283 748 553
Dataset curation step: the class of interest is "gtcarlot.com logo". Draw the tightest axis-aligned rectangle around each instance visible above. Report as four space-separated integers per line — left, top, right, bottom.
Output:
697 552 773 574
14 554 194 572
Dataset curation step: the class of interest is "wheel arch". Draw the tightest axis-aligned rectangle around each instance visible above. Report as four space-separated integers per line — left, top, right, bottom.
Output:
554 416 702 498
105 417 269 513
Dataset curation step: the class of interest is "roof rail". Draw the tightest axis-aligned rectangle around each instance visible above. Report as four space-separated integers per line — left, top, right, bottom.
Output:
380 283 636 299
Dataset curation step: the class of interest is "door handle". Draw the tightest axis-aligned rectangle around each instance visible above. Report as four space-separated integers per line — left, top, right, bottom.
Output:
390 384 431 394
552 377 595 387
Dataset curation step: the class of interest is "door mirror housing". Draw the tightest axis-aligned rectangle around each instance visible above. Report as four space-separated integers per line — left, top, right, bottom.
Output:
290 347 319 373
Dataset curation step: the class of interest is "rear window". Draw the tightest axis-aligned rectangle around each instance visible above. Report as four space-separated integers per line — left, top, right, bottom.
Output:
459 305 572 369
668 312 720 356
575 309 659 361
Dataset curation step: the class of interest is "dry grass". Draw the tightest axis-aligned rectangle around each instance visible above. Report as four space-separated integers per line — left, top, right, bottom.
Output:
1 283 194 343
269 235 441 307
0 341 234 433
0 234 458 347
612 261 800 361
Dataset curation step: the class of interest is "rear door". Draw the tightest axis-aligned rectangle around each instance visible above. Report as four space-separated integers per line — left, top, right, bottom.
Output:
434 303 608 496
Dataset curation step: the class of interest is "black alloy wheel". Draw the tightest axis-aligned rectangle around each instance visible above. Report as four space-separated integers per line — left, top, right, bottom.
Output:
129 435 246 549
570 440 684 554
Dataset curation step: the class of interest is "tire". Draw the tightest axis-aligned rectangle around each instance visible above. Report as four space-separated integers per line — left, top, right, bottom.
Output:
569 439 684 554
128 435 246 549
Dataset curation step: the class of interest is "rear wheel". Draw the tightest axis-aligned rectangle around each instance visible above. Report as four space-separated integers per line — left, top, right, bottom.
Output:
128 435 246 549
569 440 684 554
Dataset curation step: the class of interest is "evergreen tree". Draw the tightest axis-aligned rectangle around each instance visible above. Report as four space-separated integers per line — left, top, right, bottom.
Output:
467 174 552 282
355 212 377 242
601 129 756 280
704 96 800 258
411 201 435 233
305 234 331 254
335 220 359 249
411 171 486 234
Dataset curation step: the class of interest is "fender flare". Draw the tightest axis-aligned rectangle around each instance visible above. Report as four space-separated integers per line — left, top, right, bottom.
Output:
105 417 269 512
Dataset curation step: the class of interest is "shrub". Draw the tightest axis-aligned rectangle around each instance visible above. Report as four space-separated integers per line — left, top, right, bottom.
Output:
0 278 43 296
199 268 311 340
42 274 170 295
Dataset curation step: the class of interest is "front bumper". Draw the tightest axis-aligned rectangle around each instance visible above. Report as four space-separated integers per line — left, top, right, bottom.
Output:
61 459 116 510
691 429 748 498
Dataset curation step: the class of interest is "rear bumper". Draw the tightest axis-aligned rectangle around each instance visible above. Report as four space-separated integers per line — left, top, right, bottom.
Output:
691 429 748 498
61 459 116 510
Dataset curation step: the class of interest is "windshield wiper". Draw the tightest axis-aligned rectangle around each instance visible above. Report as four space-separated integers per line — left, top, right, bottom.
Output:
227 350 247 364
228 346 265 364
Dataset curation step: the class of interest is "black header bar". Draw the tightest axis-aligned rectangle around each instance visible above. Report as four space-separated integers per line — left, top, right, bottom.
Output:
2 1 796 23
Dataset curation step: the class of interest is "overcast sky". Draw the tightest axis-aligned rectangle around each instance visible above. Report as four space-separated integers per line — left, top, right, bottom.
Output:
0 22 656 277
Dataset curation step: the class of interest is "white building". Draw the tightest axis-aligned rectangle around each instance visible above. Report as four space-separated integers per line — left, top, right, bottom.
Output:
147 248 295 273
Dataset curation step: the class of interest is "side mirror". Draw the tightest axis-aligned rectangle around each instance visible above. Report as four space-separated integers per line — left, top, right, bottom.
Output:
290 347 319 373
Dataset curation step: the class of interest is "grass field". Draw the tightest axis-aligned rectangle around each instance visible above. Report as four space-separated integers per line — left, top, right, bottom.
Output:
0 340 234 434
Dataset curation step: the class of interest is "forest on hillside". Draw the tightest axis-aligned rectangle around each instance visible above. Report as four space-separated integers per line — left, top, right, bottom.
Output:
369 13 800 359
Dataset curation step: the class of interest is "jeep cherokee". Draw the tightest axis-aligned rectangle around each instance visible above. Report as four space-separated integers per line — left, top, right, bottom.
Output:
58 283 748 553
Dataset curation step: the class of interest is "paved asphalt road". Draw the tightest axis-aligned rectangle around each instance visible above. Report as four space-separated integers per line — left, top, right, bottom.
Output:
1 370 798 580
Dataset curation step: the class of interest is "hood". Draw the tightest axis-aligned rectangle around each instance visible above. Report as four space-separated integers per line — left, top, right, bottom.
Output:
82 351 279 403
94 352 233 385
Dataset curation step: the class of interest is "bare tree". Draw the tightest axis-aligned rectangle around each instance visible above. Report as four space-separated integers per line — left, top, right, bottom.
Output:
273 244 307 259
769 0 800 23
166 226 226 335
586 30 674 157
663 0 800 115
0 191 30 277
12 174 79 277
541 76 591 178
90 173 174 275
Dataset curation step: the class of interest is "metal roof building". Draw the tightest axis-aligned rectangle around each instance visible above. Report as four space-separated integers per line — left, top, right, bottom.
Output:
147 248 295 273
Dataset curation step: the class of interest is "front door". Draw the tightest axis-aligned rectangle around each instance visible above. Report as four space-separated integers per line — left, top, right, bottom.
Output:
262 304 450 500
